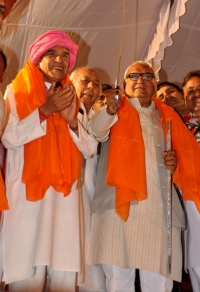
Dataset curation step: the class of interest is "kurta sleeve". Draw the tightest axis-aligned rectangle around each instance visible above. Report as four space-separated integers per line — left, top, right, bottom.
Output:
2 85 46 149
69 121 98 159
68 102 99 159
88 108 118 142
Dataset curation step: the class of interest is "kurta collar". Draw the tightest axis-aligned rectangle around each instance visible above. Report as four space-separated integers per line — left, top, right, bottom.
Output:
127 96 155 111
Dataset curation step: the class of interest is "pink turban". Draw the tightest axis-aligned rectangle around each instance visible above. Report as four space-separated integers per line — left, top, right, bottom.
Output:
30 30 78 72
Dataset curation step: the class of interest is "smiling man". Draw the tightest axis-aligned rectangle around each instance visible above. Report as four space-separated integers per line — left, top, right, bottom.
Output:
0 30 98 292
182 70 200 292
86 61 200 292
156 81 189 117
70 67 100 114
70 67 106 292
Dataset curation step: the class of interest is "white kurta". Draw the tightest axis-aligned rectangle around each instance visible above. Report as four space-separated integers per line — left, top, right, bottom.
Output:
78 103 106 292
87 99 185 282
184 201 200 269
1 85 98 284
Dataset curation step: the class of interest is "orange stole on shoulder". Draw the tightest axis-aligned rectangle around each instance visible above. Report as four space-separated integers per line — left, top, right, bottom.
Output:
154 98 200 213
107 96 200 221
106 96 147 221
12 60 82 201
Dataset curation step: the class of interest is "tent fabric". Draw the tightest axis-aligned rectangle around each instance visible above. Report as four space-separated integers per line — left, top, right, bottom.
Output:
159 0 200 85
145 0 188 80
0 0 197 93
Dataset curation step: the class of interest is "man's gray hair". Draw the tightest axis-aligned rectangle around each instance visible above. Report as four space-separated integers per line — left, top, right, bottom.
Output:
124 61 153 79
124 60 157 94
70 66 101 93
70 66 94 80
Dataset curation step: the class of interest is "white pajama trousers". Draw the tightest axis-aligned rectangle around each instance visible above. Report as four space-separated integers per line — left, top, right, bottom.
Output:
102 264 173 292
9 266 77 292
189 267 200 292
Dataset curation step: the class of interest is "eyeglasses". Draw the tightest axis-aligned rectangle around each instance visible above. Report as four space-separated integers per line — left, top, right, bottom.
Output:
126 72 155 81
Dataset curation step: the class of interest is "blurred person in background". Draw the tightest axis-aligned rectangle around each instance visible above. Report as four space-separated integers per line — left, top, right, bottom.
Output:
182 70 200 292
156 81 189 118
92 83 113 112
70 67 106 292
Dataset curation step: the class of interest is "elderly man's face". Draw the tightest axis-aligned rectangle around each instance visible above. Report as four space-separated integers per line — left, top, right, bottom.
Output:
0 0 6 29
183 76 200 113
38 45 70 83
157 85 184 109
71 68 100 110
124 64 156 107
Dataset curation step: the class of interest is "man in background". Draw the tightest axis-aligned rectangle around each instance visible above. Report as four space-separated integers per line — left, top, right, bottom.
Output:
182 70 200 292
92 83 113 112
156 81 189 117
70 67 106 292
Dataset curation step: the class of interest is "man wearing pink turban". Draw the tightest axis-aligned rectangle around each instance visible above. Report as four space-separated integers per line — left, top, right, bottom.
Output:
1 30 98 291
29 30 78 71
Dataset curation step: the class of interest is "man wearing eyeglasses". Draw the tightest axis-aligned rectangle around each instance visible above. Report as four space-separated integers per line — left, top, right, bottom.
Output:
86 61 200 291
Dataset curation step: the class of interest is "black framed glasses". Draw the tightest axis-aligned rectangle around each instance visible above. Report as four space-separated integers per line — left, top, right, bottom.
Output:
126 72 155 81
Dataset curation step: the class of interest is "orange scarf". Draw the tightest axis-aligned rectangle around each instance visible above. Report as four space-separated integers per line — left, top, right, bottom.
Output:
12 60 82 201
107 96 200 221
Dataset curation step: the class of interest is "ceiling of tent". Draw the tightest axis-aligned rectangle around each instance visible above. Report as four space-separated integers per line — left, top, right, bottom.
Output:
0 0 197 93
159 0 200 86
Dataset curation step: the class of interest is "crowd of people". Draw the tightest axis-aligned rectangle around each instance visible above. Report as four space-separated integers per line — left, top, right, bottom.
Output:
1 1 200 292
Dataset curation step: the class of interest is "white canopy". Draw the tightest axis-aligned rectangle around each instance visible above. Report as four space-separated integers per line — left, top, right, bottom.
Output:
0 0 198 92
